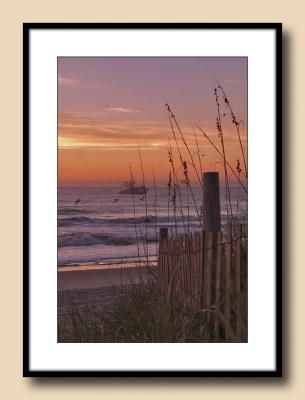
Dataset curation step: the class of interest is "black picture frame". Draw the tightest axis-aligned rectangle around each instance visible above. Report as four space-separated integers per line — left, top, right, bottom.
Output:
23 22 282 378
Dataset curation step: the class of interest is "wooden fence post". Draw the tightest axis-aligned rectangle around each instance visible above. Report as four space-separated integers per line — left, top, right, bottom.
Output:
236 223 242 341
225 221 232 341
203 172 221 233
159 227 169 297
202 173 221 337
158 228 168 301
159 227 168 241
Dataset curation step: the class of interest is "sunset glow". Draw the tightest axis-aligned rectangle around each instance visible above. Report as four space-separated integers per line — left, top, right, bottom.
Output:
58 57 247 184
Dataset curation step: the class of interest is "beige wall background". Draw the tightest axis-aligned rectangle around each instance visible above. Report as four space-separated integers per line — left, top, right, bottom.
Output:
0 0 303 398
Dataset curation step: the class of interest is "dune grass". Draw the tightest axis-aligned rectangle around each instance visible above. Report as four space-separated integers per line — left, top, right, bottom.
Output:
58 259 247 343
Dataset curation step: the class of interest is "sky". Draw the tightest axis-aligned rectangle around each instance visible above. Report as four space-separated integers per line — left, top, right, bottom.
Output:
58 57 247 184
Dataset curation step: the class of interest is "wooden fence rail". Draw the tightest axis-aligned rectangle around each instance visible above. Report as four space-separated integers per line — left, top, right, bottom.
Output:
157 222 247 342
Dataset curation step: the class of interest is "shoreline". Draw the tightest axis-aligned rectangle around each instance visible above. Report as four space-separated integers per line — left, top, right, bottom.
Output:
58 258 156 272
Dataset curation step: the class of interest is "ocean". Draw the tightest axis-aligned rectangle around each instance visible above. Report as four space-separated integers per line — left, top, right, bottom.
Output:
58 184 247 268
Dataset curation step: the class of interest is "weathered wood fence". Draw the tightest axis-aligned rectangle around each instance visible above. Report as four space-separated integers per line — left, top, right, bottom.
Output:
157 172 247 342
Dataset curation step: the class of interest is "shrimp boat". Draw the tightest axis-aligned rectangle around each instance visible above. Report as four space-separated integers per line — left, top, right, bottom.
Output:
119 179 148 195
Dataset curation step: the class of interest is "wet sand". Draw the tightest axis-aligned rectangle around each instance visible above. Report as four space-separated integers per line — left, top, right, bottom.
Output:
58 264 152 291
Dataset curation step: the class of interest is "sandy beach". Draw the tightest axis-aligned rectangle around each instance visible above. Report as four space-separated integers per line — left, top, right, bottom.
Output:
58 264 154 341
58 264 152 291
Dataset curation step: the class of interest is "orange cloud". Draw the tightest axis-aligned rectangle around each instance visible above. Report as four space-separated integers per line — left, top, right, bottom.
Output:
106 107 140 113
58 111 247 183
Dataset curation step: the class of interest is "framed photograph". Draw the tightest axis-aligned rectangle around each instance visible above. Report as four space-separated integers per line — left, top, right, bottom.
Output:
24 23 282 377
